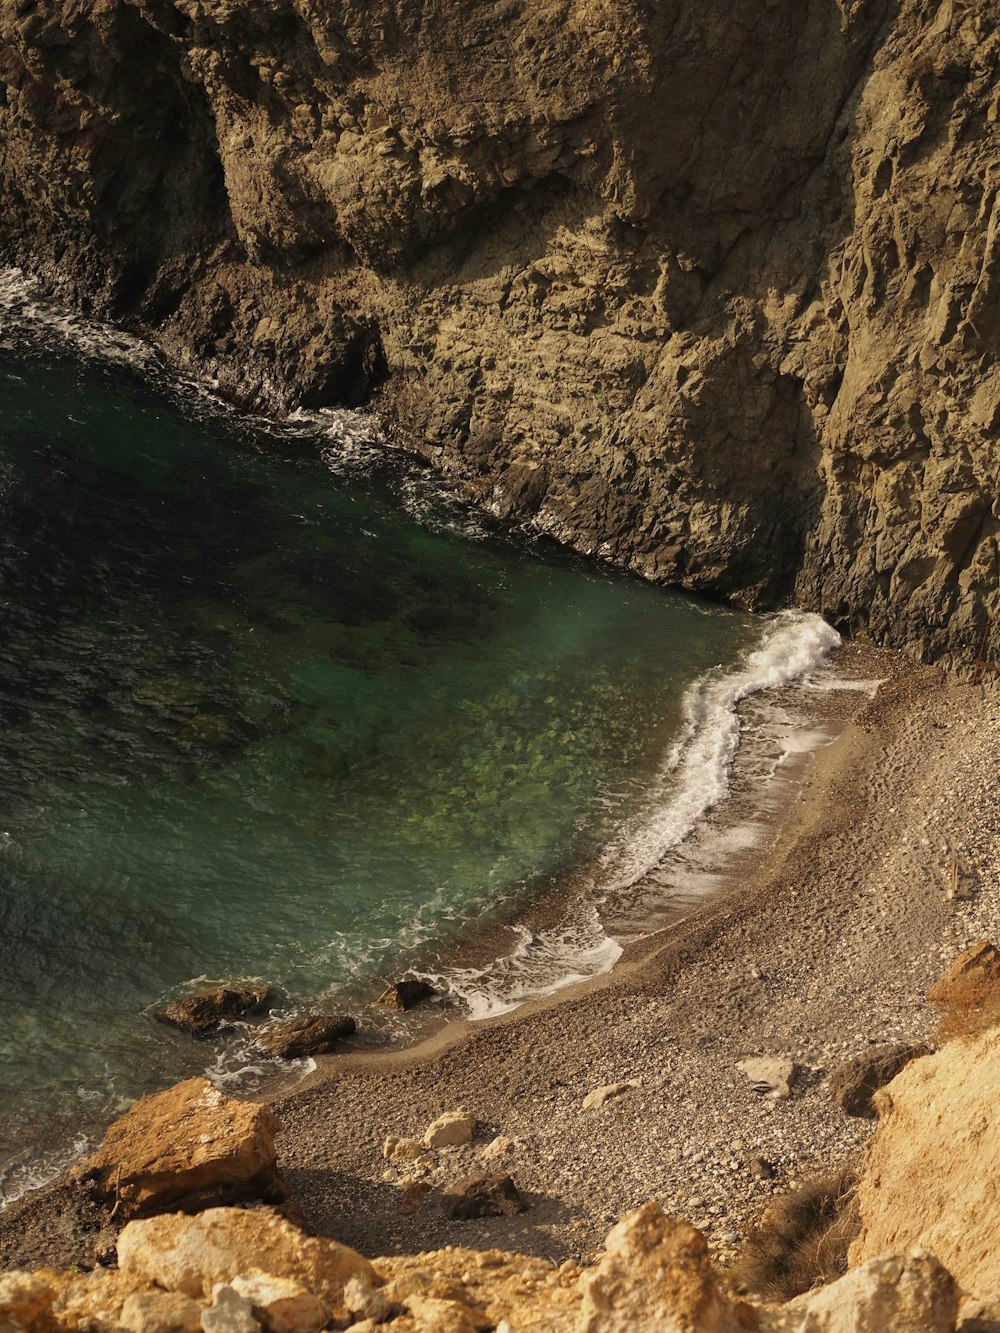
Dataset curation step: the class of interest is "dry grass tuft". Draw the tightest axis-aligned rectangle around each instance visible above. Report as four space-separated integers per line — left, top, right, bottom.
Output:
931 976 1000 1043
727 1165 860 1302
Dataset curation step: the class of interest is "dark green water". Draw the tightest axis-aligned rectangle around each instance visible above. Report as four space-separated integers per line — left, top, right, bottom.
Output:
0 279 764 1198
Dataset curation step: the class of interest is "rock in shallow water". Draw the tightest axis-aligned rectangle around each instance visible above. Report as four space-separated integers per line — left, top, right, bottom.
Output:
156 987 278 1038
375 979 437 1011
253 1016 357 1059
69 1078 284 1219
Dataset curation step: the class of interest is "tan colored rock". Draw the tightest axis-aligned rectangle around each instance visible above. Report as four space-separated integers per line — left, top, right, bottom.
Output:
343 1276 392 1324
577 1203 753 1332
117 1208 375 1321
763 1249 958 1332
376 979 437 1011
383 1136 426 1163
479 1136 513 1162
737 1056 798 1100
850 1024 1000 1298
120 1289 205 1333
581 1080 641 1111
406 1295 491 1332
423 1112 476 1149
229 1274 326 1333
69 1079 284 1219
0 1272 56 1333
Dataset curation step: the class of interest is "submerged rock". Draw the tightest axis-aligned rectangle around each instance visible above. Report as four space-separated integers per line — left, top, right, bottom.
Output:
69 1078 284 1219
441 1174 526 1221
828 1043 931 1119
375 979 437 1011
253 1016 356 1060
156 986 278 1038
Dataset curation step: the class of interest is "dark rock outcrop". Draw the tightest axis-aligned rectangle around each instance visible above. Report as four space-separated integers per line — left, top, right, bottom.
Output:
254 1015 357 1059
1 0 997 665
376 980 437 1012
441 1173 526 1220
155 985 277 1037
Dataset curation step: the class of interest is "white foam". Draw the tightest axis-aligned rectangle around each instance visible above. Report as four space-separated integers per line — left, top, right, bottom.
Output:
599 611 841 893
0 1134 90 1211
423 906 623 1021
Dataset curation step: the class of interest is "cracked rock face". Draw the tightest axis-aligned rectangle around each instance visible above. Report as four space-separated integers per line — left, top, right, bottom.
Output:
1 0 997 664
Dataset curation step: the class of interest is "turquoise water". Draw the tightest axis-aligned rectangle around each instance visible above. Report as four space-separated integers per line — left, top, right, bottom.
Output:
0 287 763 1192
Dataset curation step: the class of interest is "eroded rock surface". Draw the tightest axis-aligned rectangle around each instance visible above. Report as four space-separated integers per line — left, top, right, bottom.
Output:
1 0 997 664
850 1023 1000 1299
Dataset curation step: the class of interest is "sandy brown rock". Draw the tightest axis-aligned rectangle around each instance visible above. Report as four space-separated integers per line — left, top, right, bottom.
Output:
927 940 1000 1006
1 0 998 665
850 1024 1000 1299
69 1078 284 1219
441 1174 526 1221
0 1271 57 1332
376 981 437 1012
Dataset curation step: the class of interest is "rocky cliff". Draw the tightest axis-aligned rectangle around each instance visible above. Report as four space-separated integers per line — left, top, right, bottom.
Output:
1 0 998 664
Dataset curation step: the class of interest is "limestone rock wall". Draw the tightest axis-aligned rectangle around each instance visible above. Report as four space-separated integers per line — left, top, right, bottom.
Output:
1 0 998 664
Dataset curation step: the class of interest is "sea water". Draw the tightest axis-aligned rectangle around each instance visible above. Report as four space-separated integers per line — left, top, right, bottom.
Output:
0 273 841 1201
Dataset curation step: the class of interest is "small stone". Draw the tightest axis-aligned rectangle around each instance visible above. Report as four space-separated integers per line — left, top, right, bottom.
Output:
201 1285 260 1333
398 1182 433 1216
376 979 437 1010
254 1015 356 1059
382 1136 425 1163
441 1173 527 1220
750 1156 776 1181
737 1055 799 1100
581 1079 642 1111
423 1111 476 1148
479 1135 513 1161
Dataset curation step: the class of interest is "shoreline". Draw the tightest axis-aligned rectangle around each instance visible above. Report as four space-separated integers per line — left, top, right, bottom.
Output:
6 644 997 1274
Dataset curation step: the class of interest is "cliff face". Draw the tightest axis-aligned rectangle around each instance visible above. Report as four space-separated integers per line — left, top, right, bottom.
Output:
1 0 998 664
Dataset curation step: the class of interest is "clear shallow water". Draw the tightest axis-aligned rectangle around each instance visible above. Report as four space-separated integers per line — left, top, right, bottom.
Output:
0 278 793 1196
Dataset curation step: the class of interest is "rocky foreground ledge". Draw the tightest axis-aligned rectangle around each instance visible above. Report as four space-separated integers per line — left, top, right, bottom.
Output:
5 941 1000 1332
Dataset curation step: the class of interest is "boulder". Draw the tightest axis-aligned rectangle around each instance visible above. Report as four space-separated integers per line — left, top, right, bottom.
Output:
156 987 277 1038
69 1079 284 1219
927 940 1000 1006
582 1079 641 1111
578 1204 753 1332
253 1016 356 1059
423 1111 476 1149
828 1043 932 1119
442 1174 526 1220
230 1274 326 1333
850 1024 1000 1298
737 1055 799 1100
117 1208 375 1321
766 1249 958 1331
398 1182 433 1216
375 979 437 1011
